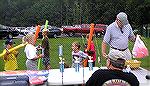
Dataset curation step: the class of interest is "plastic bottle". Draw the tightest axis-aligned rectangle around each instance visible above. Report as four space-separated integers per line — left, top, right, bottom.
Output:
59 61 64 72
88 60 93 71
75 60 80 72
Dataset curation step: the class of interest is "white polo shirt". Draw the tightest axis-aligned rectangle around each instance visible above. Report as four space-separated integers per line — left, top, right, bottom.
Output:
103 21 135 49
24 44 37 59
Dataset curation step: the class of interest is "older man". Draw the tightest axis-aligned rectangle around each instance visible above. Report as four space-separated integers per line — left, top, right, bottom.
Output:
86 53 139 86
102 12 136 60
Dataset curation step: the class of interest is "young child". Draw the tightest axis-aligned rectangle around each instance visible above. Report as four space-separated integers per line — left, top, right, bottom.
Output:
3 39 18 71
85 34 96 67
24 33 43 70
71 41 89 68
41 29 51 70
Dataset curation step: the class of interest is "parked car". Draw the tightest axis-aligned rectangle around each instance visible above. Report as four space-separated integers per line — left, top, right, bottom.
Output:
17 27 35 35
0 27 20 39
38 26 62 38
62 24 107 37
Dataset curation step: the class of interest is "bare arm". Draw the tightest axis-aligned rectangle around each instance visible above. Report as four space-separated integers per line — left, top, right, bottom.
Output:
4 48 9 60
4 53 8 60
101 41 107 59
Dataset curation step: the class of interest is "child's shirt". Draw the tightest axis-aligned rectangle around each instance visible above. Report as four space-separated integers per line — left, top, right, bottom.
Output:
89 42 96 61
3 49 18 71
72 50 88 68
24 44 37 60
42 37 50 57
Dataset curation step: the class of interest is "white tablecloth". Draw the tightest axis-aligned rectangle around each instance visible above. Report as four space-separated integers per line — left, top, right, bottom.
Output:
47 67 150 86
131 67 150 86
48 67 99 85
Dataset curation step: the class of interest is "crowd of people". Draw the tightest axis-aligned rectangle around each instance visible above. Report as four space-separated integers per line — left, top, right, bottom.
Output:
1 12 140 86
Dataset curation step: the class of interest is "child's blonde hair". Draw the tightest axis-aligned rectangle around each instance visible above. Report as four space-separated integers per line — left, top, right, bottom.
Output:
25 33 34 43
72 41 81 49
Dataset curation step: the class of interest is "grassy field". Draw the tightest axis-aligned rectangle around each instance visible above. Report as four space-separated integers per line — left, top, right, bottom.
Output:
0 36 150 71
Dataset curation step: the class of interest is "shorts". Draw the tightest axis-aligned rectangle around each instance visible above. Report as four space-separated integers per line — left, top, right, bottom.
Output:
42 56 50 66
108 48 132 60
26 59 38 70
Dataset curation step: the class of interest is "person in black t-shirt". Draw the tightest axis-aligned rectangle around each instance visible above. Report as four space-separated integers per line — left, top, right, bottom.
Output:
86 54 139 86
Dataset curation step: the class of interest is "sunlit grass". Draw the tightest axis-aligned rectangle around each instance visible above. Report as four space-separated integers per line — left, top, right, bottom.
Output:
0 36 150 71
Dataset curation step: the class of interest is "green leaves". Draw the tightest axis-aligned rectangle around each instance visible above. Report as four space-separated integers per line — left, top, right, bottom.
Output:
0 0 149 29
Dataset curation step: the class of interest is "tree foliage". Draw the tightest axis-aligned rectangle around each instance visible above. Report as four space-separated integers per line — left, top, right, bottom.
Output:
0 0 149 29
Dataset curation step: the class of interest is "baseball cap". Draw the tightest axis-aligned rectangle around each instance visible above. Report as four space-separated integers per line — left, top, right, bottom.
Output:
5 39 15 45
108 53 126 69
117 12 129 25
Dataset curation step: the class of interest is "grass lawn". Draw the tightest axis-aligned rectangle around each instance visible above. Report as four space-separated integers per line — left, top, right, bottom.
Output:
0 36 150 71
